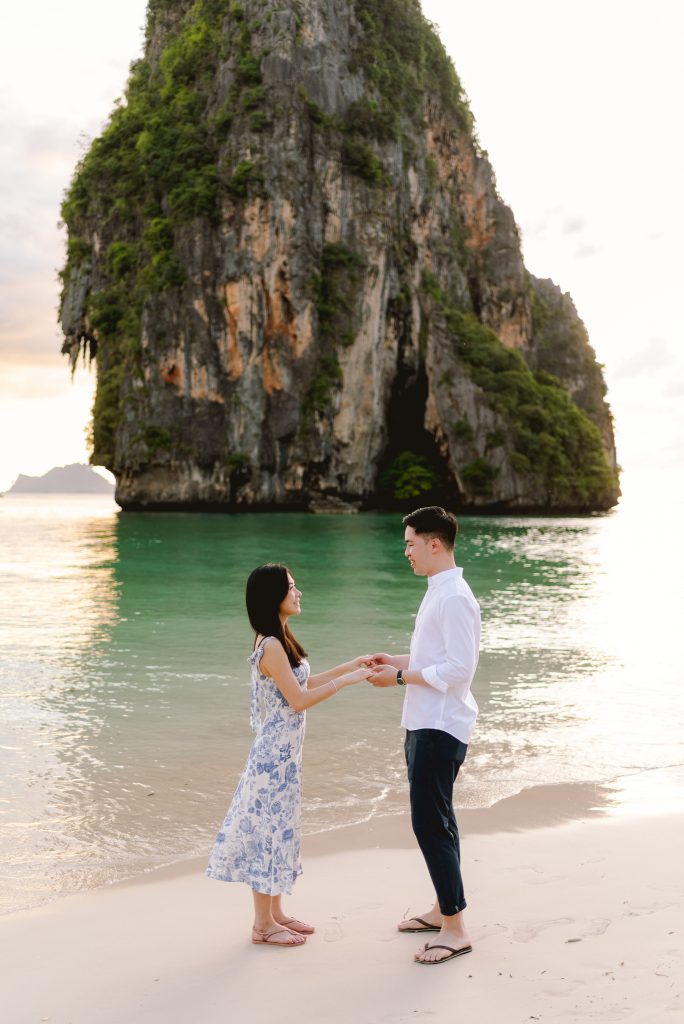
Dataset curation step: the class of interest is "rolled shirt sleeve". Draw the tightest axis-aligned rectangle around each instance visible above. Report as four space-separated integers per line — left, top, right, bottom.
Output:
419 594 479 696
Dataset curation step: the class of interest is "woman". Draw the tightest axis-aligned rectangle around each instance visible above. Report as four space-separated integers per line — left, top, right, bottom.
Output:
206 563 370 947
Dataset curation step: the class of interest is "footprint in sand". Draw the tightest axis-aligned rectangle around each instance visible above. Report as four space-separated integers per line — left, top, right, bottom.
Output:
506 864 566 885
324 920 344 942
582 918 611 937
475 923 506 940
591 1007 633 1020
623 901 673 918
510 917 573 942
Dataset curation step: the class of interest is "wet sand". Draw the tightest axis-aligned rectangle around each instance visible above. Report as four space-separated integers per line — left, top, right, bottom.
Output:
2 788 682 1024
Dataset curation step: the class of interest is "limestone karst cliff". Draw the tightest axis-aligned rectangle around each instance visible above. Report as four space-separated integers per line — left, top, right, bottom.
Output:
59 0 620 511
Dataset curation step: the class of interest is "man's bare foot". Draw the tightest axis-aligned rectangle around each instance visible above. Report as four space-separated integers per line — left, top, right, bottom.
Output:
397 910 442 933
274 913 315 935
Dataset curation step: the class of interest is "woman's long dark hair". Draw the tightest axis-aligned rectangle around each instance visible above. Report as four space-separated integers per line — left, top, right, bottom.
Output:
245 563 307 667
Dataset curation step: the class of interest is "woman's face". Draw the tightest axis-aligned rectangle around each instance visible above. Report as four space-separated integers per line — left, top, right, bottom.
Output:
279 573 302 619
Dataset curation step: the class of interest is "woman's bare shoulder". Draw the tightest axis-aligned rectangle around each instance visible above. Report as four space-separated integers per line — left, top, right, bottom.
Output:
256 634 283 648
257 635 287 659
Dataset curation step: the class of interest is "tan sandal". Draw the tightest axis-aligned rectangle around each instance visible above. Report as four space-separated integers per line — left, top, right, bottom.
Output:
251 926 306 947
279 916 315 935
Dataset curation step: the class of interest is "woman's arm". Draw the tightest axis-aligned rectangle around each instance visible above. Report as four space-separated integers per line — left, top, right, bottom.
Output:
260 640 368 712
308 654 371 689
367 652 410 671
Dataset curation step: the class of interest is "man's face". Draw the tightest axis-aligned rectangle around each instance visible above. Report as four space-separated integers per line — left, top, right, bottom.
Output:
404 526 433 576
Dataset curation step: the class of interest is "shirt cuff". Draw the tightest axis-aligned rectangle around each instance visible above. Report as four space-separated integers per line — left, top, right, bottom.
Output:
420 665 449 693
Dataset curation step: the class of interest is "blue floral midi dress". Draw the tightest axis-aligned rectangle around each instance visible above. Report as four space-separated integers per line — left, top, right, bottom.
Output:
206 636 308 895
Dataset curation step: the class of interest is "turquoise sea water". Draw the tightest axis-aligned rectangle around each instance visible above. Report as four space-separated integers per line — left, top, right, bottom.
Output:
1 482 683 913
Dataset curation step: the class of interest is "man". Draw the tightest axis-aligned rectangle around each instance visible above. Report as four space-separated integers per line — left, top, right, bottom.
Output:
369 505 480 965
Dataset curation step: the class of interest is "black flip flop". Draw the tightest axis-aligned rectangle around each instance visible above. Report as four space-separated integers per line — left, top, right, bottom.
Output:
415 942 473 964
398 916 440 933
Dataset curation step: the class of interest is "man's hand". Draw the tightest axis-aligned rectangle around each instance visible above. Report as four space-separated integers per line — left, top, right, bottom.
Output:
367 652 400 669
368 665 399 688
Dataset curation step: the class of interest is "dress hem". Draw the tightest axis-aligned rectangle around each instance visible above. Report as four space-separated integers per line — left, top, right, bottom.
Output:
205 866 303 896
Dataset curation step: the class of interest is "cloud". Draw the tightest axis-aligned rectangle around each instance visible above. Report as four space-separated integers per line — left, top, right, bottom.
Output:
522 211 592 249
0 115 85 369
0 336 67 366
574 243 600 259
664 377 684 398
563 216 585 234
0 363 85 401
612 338 673 381
0 268 65 362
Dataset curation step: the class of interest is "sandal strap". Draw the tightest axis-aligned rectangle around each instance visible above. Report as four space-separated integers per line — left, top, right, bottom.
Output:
260 927 294 941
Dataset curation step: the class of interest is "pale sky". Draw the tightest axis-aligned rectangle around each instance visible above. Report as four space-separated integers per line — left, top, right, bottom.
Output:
1 0 682 492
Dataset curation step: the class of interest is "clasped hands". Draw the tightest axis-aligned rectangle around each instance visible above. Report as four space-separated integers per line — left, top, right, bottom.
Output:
350 653 403 688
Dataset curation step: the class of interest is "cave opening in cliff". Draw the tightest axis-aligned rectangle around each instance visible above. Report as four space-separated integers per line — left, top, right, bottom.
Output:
375 361 462 511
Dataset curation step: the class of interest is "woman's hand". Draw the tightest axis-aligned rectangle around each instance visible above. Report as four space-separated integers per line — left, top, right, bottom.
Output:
350 654 373 670
340 665 372 687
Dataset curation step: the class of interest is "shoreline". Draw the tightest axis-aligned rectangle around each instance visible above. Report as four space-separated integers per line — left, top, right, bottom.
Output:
119 778 618 893
2 779 617 918
2 802 681 1023
1 491 619 517
4 764 679 921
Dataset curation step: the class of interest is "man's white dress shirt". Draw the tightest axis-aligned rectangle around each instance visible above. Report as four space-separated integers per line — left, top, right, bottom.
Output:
401 566 480 744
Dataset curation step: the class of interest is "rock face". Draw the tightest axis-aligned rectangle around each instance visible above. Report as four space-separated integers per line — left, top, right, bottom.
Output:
60 0 619 512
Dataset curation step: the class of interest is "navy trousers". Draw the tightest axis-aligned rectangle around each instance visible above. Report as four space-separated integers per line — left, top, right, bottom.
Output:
404 728 468 916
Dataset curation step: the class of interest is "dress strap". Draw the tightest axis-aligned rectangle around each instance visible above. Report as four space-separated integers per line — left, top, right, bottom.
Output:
249 636 273 732
250 635 272 667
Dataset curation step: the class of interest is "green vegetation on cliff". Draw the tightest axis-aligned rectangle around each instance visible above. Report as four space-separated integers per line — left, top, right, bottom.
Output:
313 243 366 347
422 271 617 506
303 243 366 420
380 451 440 500
350 0 474 133
528 275 612 431
60 0 267 464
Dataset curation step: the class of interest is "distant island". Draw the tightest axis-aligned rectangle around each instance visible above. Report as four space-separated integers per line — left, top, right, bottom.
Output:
7 464 115 494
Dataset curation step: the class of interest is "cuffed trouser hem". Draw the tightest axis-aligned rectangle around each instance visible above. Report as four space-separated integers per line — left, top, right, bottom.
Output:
439 899 467 917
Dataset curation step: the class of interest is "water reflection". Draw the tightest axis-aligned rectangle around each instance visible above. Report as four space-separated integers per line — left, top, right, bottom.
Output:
0 496 119 910
1 485 683 913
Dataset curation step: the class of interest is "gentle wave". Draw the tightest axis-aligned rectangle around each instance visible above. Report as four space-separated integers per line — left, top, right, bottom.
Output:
1 490 683 913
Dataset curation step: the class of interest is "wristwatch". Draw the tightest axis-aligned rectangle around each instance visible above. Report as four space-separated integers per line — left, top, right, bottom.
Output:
396 669 406 686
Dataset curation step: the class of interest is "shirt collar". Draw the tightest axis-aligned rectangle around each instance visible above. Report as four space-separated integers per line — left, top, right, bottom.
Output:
427 566 462 589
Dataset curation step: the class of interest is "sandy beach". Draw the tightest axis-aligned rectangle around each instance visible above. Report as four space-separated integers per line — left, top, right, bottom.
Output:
2 795 682 1024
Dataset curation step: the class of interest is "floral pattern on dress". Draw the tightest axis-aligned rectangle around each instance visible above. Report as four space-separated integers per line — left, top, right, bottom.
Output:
206 636 308 895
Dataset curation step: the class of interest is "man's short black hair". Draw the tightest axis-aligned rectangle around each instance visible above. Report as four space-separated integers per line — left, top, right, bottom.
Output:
403 506 458 550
